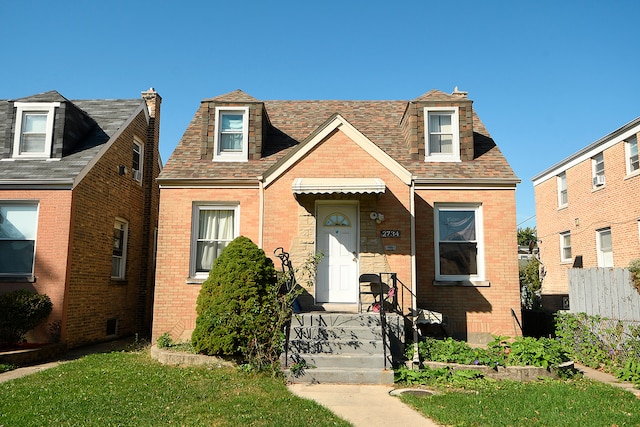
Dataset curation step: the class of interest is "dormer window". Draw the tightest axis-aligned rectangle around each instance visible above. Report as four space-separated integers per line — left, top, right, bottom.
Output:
213 106 249 162
12 102 60 158
424 106 460 162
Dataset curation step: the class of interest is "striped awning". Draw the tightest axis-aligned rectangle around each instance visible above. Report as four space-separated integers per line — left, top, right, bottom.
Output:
292 178 386 195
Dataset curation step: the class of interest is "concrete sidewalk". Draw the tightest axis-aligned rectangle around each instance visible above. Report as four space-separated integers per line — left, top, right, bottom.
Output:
288 383 441 427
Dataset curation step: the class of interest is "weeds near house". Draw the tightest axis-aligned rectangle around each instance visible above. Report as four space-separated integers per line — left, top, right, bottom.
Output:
0 349 348 426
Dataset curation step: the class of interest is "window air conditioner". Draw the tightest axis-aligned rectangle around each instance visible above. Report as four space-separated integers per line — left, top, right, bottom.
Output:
593 175 606 186
133 169 142 181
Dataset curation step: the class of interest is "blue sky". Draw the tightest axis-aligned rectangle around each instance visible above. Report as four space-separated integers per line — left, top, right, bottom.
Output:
2 1 639 227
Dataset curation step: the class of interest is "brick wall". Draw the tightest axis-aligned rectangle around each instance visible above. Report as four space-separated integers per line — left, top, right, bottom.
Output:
535 132 640 297
415 187 521 344
0 189 72 343
65 110 155 347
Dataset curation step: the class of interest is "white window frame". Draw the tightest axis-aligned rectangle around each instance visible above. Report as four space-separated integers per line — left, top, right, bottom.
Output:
560 231 572 263
190 203 240 279
424 107 460 162
434 203 484 282
596 228 613 268
0 201 39 277
12 102 60 159
213 107 249 162
111 218 129 279
133 137 144 183
626 135 639 175
557 172 568 208
592 153 605 187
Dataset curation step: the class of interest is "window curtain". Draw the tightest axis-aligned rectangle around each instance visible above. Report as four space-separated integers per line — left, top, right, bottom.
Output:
439 210 477 275
220 114 243 151
196 209 234 272
429 114 452 154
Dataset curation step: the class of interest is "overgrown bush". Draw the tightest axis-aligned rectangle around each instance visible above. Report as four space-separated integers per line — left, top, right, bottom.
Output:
192 236 295 371
555 312 640 385
0 289 53 345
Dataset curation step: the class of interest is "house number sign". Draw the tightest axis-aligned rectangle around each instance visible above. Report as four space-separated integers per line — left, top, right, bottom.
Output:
380 230 400 238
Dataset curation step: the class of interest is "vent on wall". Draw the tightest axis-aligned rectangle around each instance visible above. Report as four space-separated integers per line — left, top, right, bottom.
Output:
106 318 119 336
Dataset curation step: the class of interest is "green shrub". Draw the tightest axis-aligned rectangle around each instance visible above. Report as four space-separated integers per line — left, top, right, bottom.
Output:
0 289 53 345
192 236 283 369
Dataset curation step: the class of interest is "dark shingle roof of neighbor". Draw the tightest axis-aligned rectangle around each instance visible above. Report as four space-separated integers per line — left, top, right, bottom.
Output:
0 91 143 185
160 89 519 183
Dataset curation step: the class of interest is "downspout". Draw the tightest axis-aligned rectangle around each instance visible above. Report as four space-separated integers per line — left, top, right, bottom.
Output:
410 178 420 366
258 178 264 248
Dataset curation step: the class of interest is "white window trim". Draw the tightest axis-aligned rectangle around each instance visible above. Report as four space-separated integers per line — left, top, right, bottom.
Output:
424 106 460 162
434 203 485 282
0 201 39 277
213 106 249 162
596 227 613 268
591 153 605 187
112 218 128 279
557 173 568 208
625 135 639 176
12 102 60 159
133 137 144 183
190 203 240 279
559 231 572 263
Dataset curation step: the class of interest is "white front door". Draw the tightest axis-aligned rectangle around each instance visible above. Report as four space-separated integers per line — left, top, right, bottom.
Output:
316 203 358 303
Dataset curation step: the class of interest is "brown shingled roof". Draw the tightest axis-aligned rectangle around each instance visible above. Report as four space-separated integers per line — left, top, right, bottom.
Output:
160 91 518 183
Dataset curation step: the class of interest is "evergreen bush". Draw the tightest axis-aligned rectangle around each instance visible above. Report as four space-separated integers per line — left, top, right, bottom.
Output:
191 236 282 368
0 289 53 345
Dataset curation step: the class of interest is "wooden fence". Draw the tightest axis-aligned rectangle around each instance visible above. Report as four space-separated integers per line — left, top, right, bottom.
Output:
568 268 640 322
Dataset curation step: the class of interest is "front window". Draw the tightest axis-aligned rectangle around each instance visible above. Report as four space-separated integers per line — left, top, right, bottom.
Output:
133 138 143 182
424 107 460 162
557 172 568 207
191 204 239 277
560 231 572 263
596 228 613 267
12 102 59 158
112 219 128 279
627 135 639 175
434 204 484 281
0 203 38 276
213 107 249 161
592 153 605 187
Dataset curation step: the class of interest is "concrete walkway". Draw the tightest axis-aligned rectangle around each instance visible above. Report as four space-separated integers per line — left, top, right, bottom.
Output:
288 383 441 426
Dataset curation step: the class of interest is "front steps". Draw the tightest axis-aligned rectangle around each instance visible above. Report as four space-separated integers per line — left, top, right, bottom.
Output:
283 312 404 385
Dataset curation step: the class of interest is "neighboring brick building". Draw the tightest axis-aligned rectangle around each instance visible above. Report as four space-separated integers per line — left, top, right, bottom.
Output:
0 89 161 348
532 116 640 311
153 88 521 345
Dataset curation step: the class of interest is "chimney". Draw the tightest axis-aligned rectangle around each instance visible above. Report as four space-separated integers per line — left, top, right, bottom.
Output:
451 86 468 99
141 87 161 119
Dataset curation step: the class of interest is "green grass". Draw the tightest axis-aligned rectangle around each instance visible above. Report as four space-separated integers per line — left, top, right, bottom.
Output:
401 378 640 427
0 350 348 427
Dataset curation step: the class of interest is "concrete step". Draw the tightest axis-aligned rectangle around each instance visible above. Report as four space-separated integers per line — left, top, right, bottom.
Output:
288 338 386 355
289 325 385 341
283 353 387 369
291 313 387 328
285 367 394 385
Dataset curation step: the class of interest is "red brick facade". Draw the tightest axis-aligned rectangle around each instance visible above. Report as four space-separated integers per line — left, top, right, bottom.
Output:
153 90 521 345
534 123 640 306
0 90 161 348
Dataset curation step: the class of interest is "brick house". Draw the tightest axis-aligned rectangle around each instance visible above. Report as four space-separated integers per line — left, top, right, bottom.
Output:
532 116 640 311
153 88 521 345
0 89 161 348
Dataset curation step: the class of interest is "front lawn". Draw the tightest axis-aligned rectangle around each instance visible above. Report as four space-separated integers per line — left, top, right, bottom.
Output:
0 349 348 427
400 377 640 427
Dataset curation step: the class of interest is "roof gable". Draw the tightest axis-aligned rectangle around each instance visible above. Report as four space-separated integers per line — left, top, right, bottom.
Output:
263 114 412 187
204 89 260 103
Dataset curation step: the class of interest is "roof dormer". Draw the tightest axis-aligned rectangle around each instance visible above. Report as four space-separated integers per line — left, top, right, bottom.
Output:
200 90 267 162
12 101 60 159
402 87 474 162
